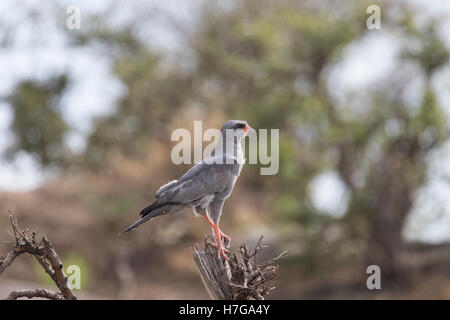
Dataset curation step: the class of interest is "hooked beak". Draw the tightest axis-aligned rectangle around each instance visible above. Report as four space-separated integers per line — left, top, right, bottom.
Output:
243 124 251 133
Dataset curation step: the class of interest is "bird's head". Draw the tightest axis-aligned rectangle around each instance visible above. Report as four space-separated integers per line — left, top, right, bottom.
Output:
221 120 251 140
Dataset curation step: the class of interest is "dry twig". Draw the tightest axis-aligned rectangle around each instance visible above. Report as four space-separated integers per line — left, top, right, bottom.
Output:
0 215 76 300
6 289 64 300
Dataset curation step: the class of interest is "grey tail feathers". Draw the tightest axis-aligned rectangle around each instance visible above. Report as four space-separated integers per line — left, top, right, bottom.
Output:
122 202 168 233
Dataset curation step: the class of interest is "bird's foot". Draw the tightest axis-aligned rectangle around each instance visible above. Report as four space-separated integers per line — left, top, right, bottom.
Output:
219 230 231 248
198 210 231 248
212 224 230 261
210 242 230 261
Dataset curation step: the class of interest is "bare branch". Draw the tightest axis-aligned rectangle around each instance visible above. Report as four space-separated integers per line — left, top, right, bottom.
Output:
6 289 64 300
0 247 24 277
40 235 75 300
0 215 77 300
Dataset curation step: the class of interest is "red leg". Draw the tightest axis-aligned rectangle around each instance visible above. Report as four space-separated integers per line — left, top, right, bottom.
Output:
211 223 229 261
197 209 214 228
197 208 231 248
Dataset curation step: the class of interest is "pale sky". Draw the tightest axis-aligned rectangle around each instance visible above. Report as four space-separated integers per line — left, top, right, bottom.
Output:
0 0 450 243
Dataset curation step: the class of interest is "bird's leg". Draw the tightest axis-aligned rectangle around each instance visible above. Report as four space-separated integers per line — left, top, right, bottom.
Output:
210 223 230 261
210 224 231 249
196 208 231 248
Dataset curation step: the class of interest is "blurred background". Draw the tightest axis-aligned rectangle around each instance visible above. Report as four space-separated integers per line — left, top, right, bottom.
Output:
1 0 450 299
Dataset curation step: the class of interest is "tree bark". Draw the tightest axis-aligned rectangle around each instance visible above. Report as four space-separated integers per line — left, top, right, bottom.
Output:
193 235 286 300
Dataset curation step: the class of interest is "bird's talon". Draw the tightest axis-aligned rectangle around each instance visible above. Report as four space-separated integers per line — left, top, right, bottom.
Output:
210 242 229 253
218 230 231 248
210 241 230 261
220 232 231 241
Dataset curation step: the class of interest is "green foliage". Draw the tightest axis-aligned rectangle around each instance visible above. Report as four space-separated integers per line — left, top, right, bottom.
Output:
5 75 69 166
85 50 193 166
402 22 450 77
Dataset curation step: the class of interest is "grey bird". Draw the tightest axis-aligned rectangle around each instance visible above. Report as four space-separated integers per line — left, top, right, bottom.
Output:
123 120 251 260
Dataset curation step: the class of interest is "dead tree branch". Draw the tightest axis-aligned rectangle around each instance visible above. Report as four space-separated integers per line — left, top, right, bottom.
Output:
0 215 76 300
6 289 64 300
193 235 286 300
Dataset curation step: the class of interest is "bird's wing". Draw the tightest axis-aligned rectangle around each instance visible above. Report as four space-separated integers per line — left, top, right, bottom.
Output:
154 160 211 200
177 156 217 182
159 160 240 205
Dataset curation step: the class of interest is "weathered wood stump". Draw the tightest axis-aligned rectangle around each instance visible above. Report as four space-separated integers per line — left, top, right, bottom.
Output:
193 235 286 300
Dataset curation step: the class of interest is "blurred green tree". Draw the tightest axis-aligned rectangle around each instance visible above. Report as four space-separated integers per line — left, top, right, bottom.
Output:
5 75 70 166
68 24 194 165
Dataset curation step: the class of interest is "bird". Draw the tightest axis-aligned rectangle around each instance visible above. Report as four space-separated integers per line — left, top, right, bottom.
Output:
123 120 251 260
